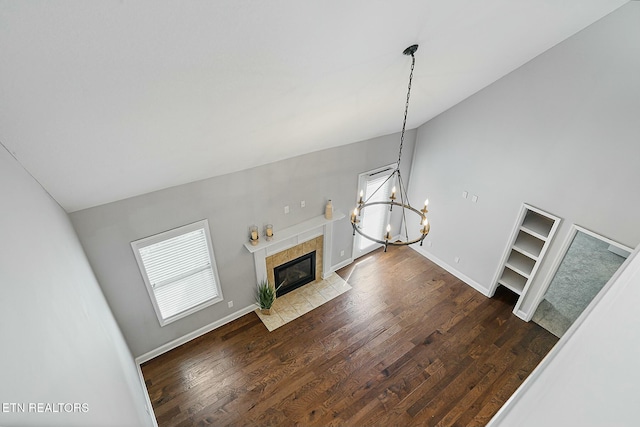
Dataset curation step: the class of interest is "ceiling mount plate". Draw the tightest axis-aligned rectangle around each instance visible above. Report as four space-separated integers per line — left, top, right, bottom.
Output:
403 44 419 56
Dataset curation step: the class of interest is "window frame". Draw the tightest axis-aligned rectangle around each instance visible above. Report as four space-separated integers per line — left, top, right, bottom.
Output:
352 163 396 259
131 219 223 326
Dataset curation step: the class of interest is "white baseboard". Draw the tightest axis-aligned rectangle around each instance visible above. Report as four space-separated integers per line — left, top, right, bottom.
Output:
410 245 491 297
330 257 353 273
135 304 258 365
514 309 528 321
136 363 159 427
321 257 353 279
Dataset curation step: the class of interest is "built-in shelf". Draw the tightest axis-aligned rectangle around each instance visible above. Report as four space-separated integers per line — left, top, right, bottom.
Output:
521 210 554 240
512 231 544 260
498 267 527 295
505 251 535 278
492 204 560 316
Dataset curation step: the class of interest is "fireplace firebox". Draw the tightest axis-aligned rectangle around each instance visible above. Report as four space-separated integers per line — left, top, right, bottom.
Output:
274 251 316 297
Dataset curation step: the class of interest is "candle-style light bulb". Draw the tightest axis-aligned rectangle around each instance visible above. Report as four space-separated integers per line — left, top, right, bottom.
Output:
421 198 429 214
421 218 430 235
350 208 358 223
358 190 364 205
385 224 391 240
391 186 396 198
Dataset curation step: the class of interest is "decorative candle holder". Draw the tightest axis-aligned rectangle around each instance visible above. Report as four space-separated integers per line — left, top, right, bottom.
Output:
249 225 259 246
325 199 333 220
265 224 274 241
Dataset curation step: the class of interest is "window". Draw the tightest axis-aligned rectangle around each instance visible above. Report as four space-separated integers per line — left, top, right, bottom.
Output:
353 164 395 258
131 220 223 326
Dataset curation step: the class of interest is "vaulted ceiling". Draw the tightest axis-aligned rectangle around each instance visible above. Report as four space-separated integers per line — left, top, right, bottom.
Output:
0 1 628 212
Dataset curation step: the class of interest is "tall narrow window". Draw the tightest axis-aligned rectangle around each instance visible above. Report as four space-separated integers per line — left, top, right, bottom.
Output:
131 220 223 326
353 165 395 258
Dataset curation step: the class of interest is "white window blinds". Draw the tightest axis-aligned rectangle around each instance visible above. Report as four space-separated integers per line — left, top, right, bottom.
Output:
132 220 223 326
359 172 393 250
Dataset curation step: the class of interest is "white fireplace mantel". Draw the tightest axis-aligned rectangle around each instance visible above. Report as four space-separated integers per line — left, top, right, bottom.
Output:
244 211 345 284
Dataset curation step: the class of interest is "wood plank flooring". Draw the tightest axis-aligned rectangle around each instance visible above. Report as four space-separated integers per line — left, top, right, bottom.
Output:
141 246 557 426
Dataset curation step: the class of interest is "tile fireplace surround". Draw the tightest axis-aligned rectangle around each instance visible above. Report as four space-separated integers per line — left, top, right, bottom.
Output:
266 236 323 291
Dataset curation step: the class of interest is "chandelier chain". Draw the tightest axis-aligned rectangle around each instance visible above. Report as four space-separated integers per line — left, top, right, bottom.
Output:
396 52 416 169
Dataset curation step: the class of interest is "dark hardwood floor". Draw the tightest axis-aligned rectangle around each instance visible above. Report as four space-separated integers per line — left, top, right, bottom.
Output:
141 246 557 426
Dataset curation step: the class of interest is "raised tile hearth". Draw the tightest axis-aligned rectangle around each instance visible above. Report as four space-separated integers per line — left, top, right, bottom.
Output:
255 273 351 331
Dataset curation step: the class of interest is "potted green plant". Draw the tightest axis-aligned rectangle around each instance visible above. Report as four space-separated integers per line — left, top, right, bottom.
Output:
256 279 277 315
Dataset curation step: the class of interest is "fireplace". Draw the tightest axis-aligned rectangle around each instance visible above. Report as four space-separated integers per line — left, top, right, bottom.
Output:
274 251 316 297
263 235 324 298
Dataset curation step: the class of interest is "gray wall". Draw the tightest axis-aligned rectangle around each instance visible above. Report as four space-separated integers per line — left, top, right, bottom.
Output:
407 2 640 316
0 147 152 426
70 131 415 358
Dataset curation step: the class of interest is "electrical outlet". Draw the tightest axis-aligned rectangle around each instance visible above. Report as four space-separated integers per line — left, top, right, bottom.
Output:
340 250 345 257
472 195 478 203
228 301 233 308
284 205 290 214
462 191 468 199
301 200 306 208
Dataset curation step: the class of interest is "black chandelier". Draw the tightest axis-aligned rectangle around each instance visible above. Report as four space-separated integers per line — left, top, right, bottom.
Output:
350 44 430 252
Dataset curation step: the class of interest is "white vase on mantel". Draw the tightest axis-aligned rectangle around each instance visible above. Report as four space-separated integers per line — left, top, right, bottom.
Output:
325 200 333 220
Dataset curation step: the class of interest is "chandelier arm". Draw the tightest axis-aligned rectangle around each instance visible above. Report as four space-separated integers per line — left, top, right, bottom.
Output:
351 228 426 247
397 171 411 241
400 205 409 242
362 170 397 205
395 170 407 240
353 201 428 244
356 200 425 214
352 219 427 246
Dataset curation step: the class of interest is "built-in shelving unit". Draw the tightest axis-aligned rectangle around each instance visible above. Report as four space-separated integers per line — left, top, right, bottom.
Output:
492 204 560 317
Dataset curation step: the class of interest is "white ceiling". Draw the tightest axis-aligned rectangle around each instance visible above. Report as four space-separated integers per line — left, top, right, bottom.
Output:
0 1 628 212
